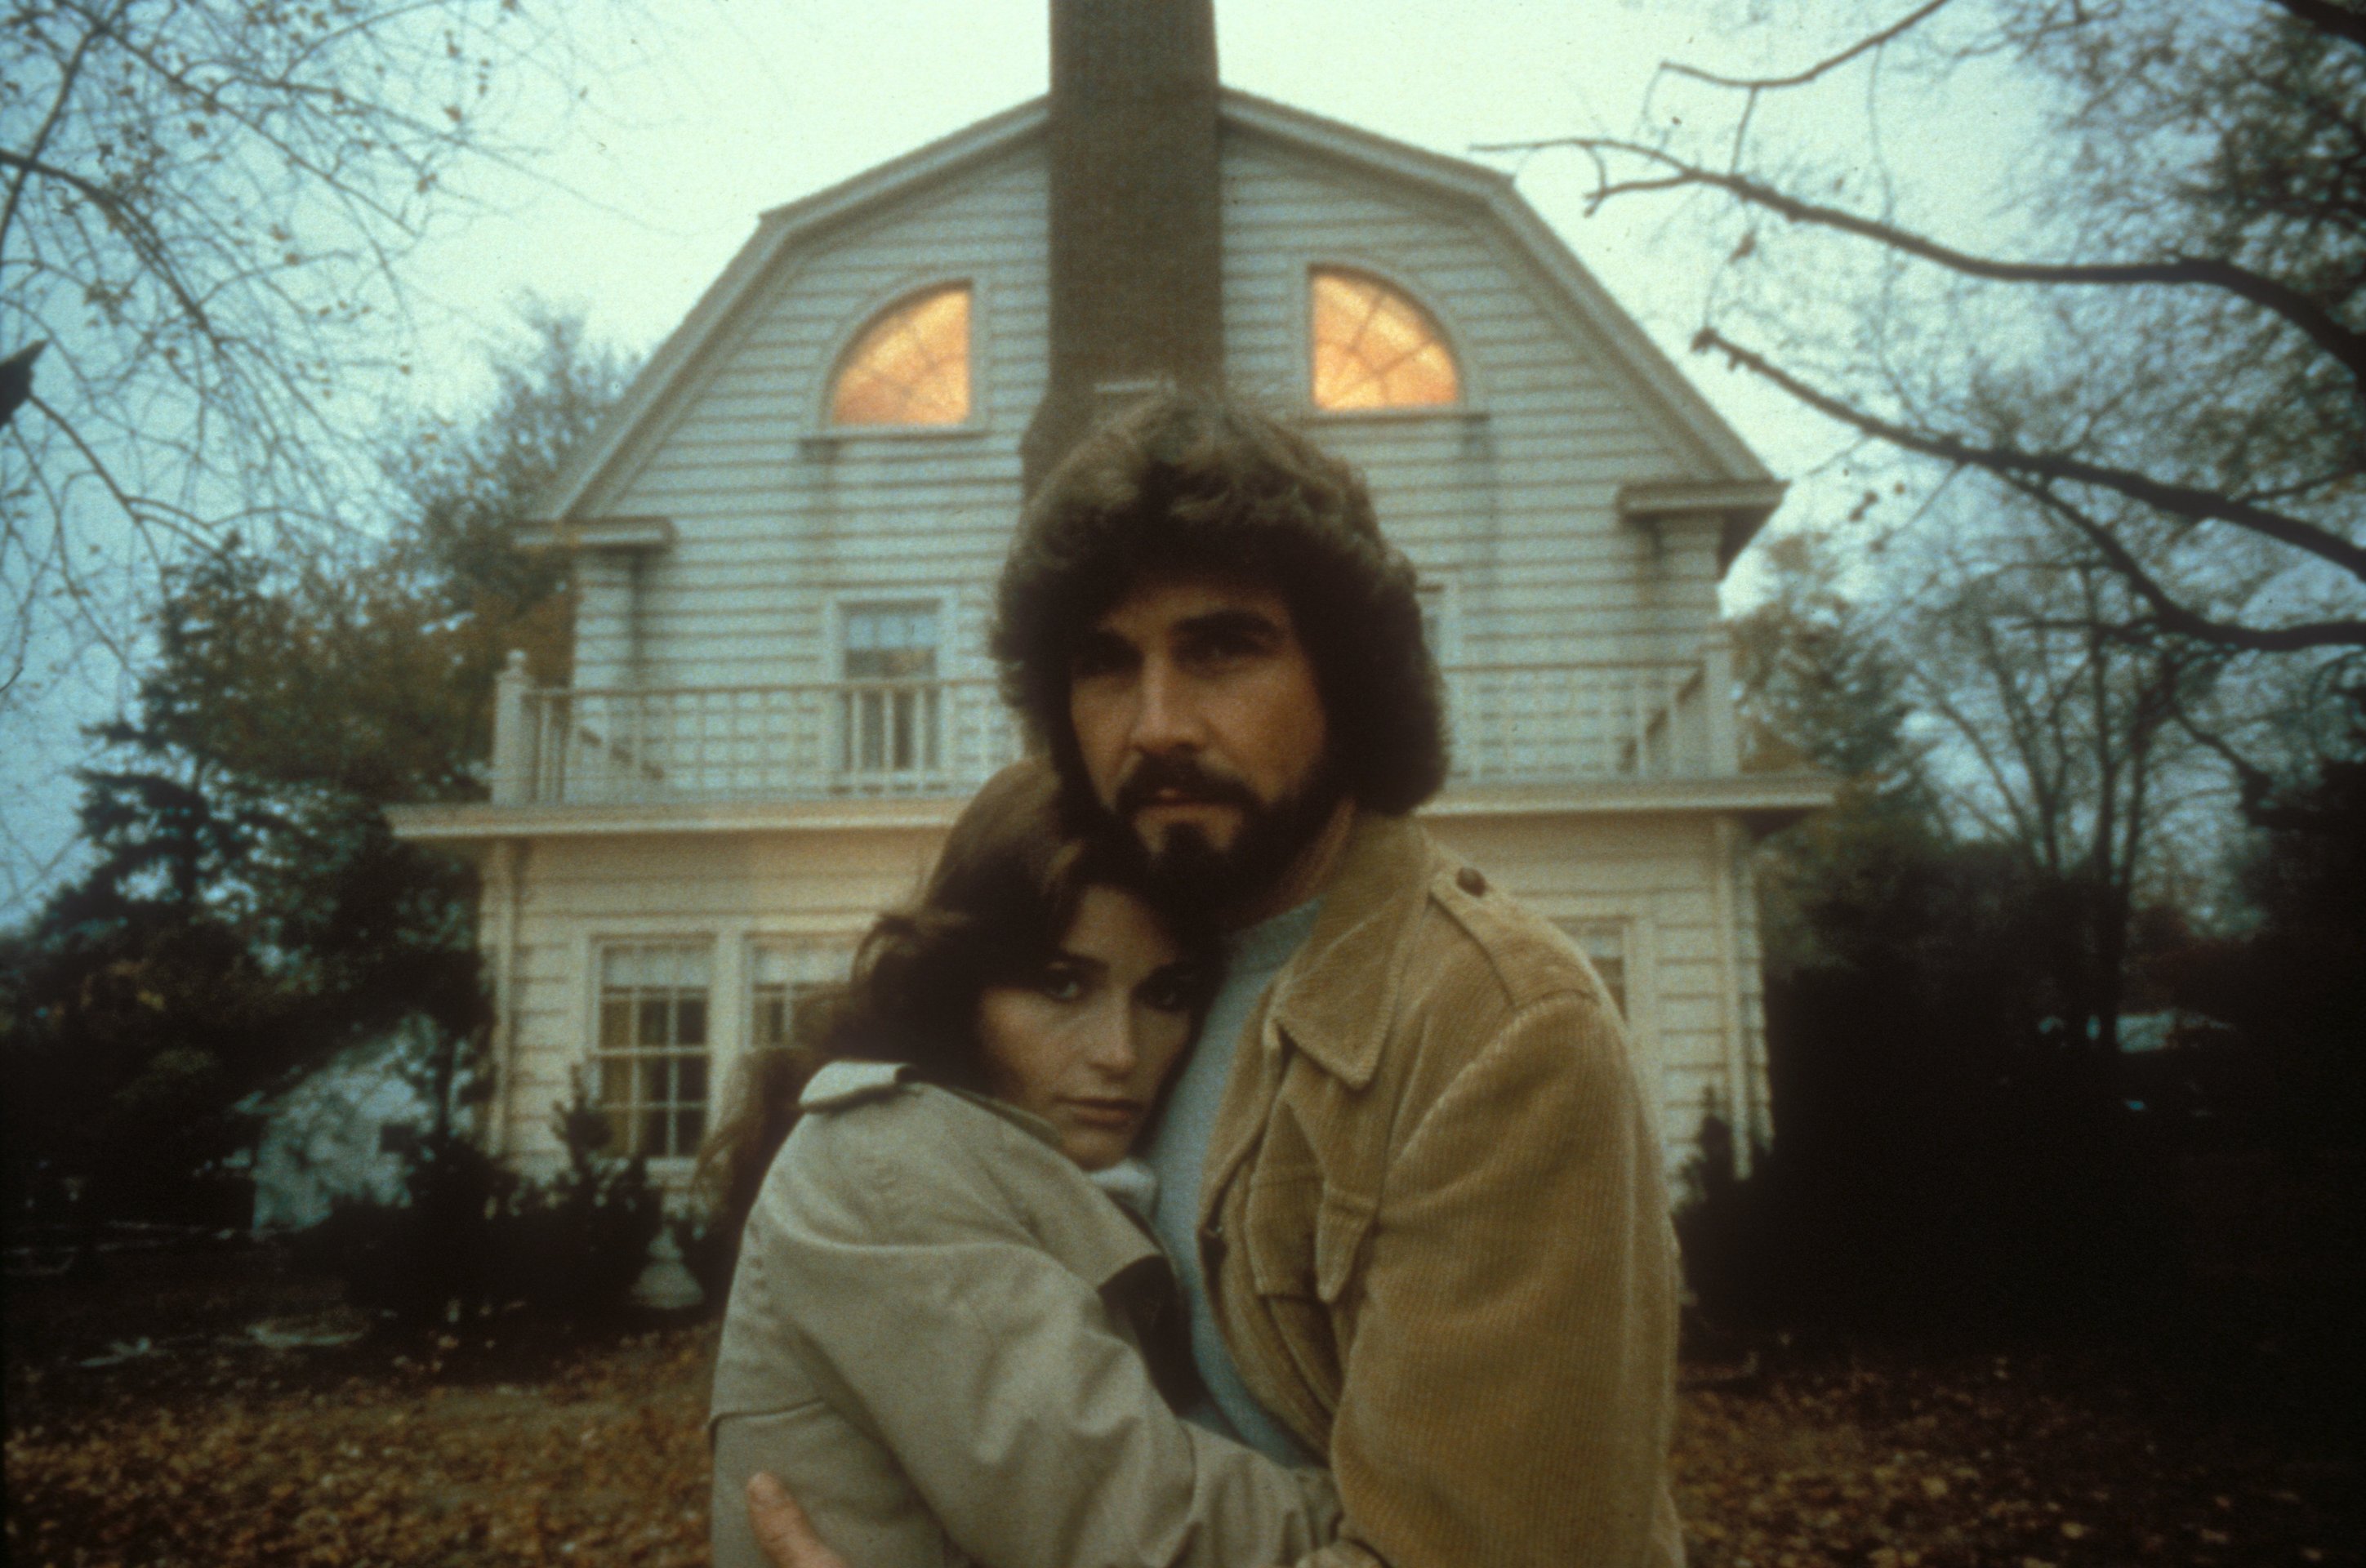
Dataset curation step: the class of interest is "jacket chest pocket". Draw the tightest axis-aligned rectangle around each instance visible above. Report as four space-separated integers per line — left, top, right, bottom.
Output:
1234 1172 1375 1417
1245 1181 1374 1304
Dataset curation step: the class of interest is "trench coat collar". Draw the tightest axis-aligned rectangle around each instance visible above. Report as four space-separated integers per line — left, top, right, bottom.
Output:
1260 810 1437 1092
800 1060 1161 1287
803 1058 1072 1154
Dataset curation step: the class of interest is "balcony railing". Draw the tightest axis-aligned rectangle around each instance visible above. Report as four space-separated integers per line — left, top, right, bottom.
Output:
488 643 1741 808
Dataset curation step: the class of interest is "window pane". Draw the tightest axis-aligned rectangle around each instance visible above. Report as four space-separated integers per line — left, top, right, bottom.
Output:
1310 269 1459 410
1555 921 1629 1022
638 996 669 1046
675 994 707 1046
830 285 972 426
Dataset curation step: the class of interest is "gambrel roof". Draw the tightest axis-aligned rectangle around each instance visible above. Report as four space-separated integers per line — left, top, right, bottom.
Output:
533 89 1778 540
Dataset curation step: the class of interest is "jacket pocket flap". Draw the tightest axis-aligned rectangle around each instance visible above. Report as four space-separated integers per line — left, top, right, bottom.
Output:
1314 1190 1375 1304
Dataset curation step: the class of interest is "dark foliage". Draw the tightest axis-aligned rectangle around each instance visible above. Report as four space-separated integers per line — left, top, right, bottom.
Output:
304 1085 665 1326
0 314 626 1228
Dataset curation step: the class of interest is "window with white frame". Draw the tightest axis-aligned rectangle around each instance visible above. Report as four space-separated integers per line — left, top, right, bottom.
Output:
749 942 853 1050
1555 920 1629 1022
595 942 711 1158
840 599 942 774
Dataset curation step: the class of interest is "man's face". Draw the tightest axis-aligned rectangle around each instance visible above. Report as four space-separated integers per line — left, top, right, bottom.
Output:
1067 574 1336 911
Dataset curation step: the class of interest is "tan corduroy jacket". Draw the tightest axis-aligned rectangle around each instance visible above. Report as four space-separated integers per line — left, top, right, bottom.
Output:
708 1062 1341 1568
1200 812 1686 1568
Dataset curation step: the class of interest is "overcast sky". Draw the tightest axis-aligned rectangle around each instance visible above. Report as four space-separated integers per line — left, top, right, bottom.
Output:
2 0 2042 915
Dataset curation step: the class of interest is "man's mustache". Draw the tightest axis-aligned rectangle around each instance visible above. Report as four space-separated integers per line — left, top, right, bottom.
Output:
1112 755 1261 817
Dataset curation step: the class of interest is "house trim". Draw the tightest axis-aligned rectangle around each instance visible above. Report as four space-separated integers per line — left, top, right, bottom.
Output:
387 772 1836 849
519 514 677 553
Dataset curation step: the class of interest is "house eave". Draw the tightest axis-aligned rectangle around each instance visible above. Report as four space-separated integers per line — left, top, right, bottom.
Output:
389 772 1838 849
1617 479 1789 576
387 795 977 849
1428 773 1838 831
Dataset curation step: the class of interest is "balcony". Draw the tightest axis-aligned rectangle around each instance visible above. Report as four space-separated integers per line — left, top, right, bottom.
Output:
485 642 1749 809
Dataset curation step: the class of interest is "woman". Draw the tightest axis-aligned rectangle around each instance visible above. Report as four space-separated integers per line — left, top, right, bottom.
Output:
704 760 1340 1568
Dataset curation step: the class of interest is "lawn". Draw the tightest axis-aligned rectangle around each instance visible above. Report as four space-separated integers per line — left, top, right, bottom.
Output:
6 1241 2359 1567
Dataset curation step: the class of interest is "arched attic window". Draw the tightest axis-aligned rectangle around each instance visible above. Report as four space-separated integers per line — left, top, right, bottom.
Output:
1309 267 1459 411
829 283 972 427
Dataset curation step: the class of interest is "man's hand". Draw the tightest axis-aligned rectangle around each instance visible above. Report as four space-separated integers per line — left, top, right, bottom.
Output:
746 1472 850 1568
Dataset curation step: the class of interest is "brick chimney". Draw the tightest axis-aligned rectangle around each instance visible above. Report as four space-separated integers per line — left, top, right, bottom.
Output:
1020 0 1225 493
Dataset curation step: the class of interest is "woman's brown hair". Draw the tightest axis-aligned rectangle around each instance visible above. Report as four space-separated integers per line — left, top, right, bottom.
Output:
693 758 1216 1254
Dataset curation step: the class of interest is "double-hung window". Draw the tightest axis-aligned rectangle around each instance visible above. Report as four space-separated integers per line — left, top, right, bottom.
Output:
595 943 711 1159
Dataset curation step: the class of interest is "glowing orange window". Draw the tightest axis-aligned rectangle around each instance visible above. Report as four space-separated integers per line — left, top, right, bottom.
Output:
1309 268 1459 411
829 284 972 426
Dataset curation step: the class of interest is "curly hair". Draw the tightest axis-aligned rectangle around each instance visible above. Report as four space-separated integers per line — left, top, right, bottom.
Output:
693 759 1219 1245
992 391 1448 816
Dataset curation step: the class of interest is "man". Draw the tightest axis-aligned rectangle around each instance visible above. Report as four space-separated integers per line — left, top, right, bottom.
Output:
752 394 1684 1567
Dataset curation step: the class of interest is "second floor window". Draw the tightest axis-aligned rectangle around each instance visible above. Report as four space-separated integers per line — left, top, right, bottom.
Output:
829 283 972 427
1310 267 1460 412
842 599 941 773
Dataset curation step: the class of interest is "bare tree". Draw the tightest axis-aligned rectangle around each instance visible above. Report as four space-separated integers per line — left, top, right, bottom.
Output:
0 0 602 699
1483 0 2366 657
1888 510 2233 1045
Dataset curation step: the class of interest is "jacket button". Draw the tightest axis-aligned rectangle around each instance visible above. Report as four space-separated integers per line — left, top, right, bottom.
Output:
1456 866 1488 896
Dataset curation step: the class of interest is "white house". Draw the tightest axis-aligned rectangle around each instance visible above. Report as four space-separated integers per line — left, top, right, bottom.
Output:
390 0 1831 1188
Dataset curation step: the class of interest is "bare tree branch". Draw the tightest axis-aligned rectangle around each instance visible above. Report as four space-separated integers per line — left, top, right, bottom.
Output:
1996 476 2366 653
1695 327 2366 595
1469 137 2366 391
1659 0 1959 94
2265 0 2366 54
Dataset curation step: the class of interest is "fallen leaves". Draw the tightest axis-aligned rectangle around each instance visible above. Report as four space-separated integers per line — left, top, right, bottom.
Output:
6 1332 715 1567
1673 1352 2364 1567
7 1251 2363 1568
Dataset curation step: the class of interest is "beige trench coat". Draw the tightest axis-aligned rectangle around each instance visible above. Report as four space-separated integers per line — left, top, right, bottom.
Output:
709 1062 1340 1568
1198 813 1686 1568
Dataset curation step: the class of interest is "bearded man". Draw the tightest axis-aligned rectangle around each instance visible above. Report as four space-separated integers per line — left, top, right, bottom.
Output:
751 393 1685 1567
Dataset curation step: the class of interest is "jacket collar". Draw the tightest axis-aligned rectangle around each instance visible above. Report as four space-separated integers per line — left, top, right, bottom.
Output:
1262 811 1438 1091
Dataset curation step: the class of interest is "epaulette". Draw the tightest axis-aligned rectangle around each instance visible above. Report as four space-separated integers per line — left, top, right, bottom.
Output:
797 1059 915 1112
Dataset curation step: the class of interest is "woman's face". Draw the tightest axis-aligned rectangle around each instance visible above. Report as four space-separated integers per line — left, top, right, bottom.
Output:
976 884 1201 1170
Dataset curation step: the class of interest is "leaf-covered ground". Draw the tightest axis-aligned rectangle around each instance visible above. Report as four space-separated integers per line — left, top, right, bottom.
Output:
6 1245 2360 1566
